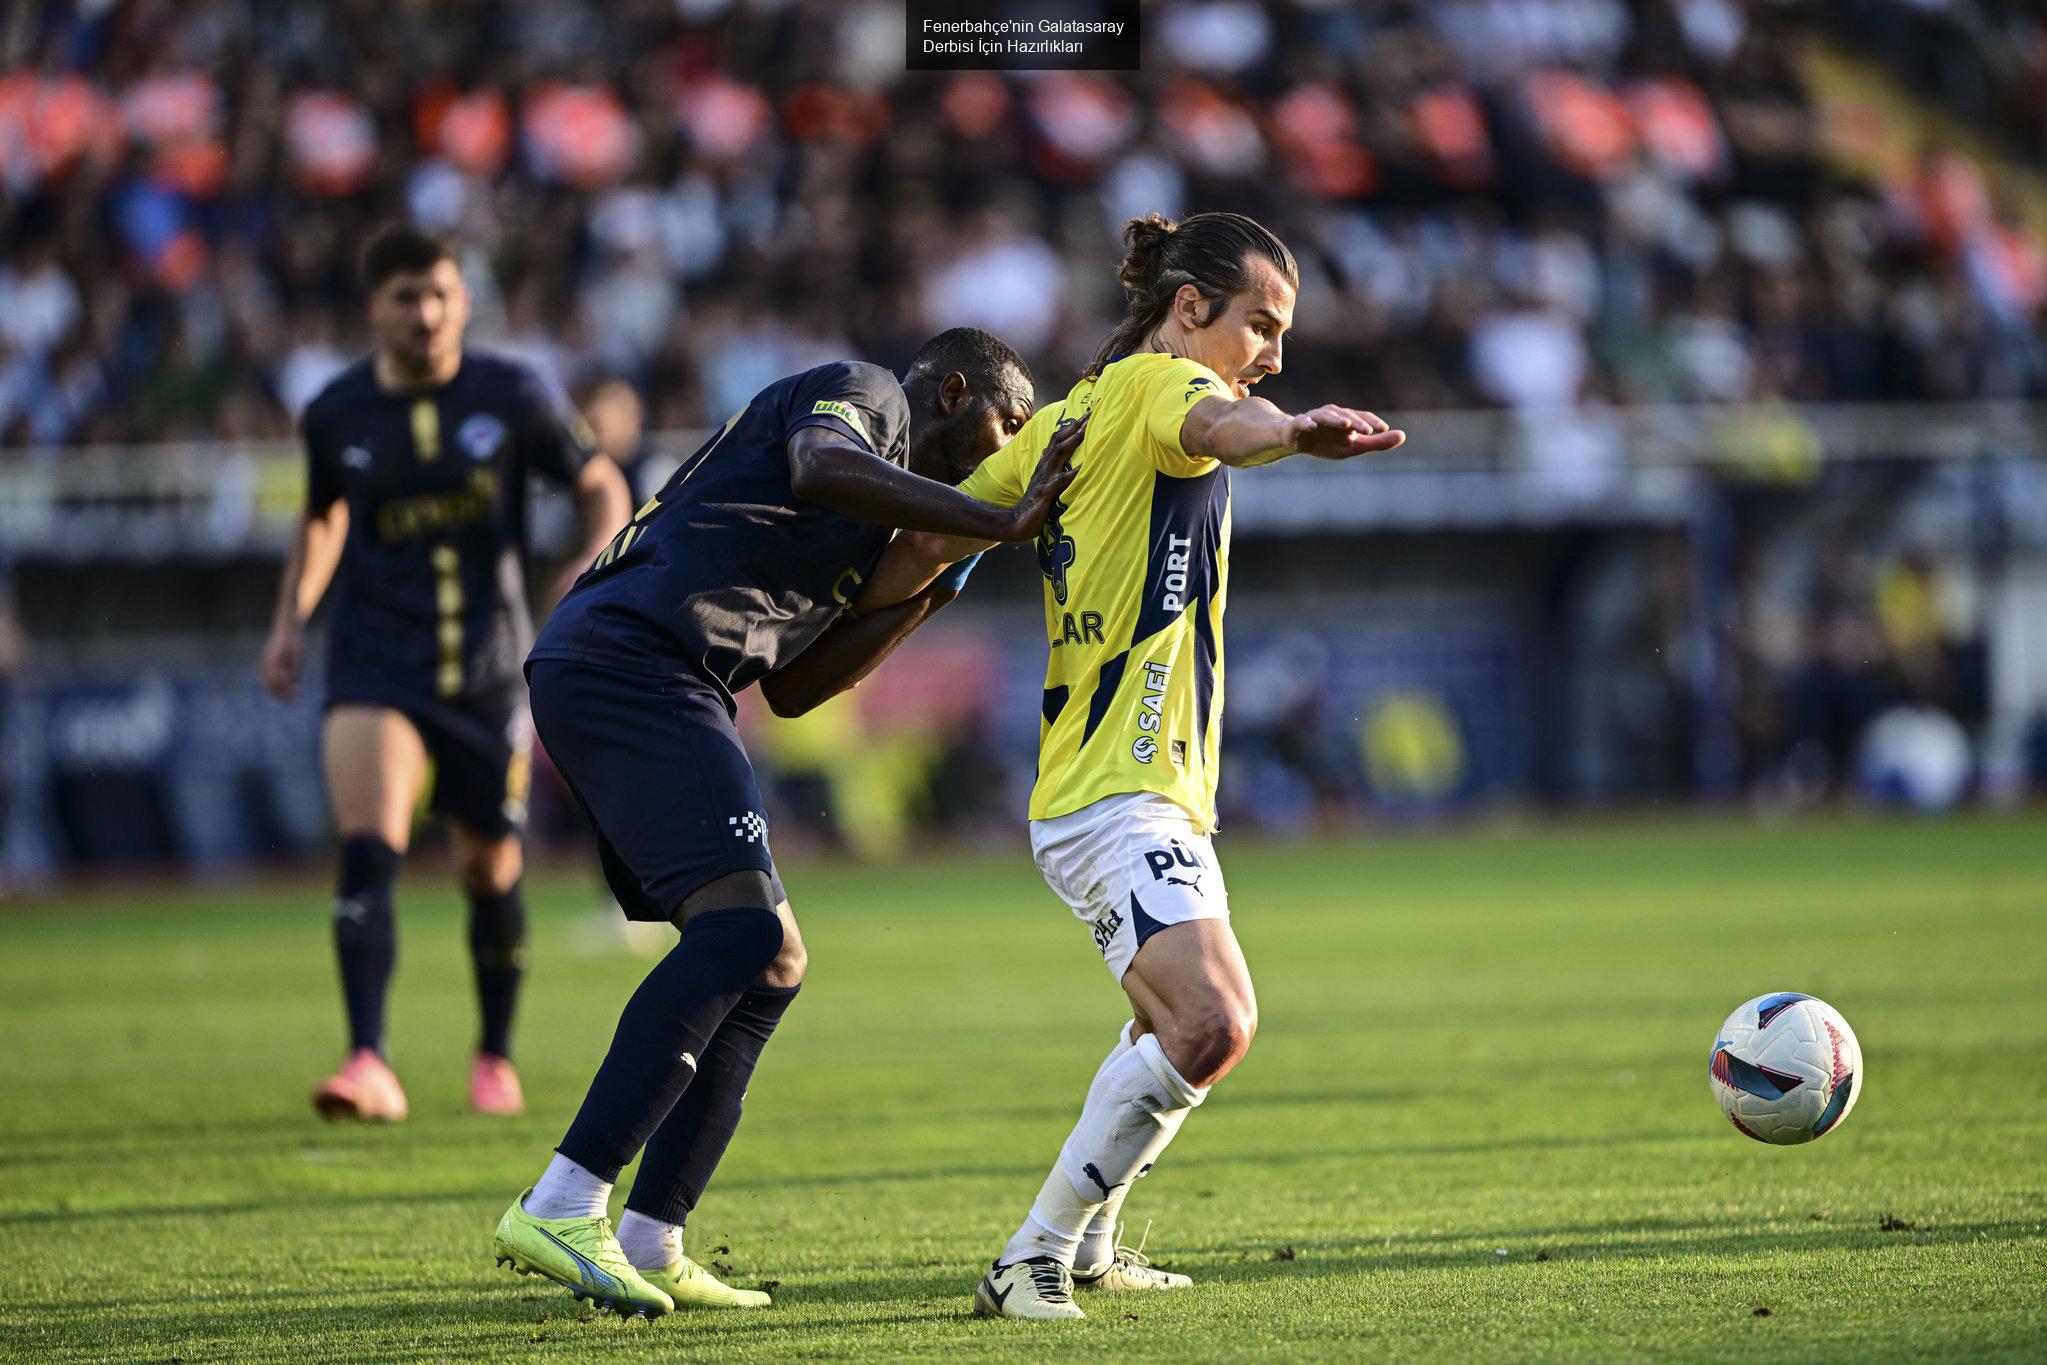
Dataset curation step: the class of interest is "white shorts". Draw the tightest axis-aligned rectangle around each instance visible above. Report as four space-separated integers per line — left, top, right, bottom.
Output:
1029 792 1231 982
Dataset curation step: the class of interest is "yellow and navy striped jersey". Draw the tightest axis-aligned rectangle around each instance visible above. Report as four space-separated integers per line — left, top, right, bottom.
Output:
960 352 1231 829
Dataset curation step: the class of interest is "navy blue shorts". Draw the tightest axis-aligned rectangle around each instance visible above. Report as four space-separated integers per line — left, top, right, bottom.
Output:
527 658 783 922
324 684 532 839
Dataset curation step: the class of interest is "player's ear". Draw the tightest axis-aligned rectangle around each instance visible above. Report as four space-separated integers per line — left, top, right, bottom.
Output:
939 370 971 414
1174 283 1210 329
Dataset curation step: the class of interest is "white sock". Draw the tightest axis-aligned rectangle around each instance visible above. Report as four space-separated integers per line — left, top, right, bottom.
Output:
1089 1021 1138 1101
1068 1021 1138 1271
616 1209 684 1270
1000 1032 1205 1267
1075 1104 1190 1275
525 1153 613 1221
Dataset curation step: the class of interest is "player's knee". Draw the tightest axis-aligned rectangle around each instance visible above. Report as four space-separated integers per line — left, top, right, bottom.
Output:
1175 1005 1255 1086
456 839 521 895
466 882 528 958
680 902 785 978
759 928 807 988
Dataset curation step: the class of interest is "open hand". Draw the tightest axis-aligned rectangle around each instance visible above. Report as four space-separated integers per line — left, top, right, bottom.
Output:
1002 411 1088 540
1289 405 1405 460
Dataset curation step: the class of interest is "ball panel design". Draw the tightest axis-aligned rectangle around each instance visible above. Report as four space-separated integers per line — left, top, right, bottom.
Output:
1708 992 1861 1145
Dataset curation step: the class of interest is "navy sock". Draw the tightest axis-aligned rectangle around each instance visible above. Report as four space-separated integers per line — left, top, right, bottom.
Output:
626 984 800 1226
333 836 400 1056
556 906 784 1181
467 882 529 1060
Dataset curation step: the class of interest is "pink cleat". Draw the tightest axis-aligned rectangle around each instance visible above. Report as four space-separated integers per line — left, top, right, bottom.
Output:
311 1048 409 1122
469 1052 525 1116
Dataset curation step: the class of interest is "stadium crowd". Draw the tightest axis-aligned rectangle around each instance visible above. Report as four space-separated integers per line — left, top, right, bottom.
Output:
2 0 2045 453
0 0 2034 871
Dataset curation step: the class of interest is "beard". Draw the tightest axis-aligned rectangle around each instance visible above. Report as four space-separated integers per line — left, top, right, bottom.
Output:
933 411 991 485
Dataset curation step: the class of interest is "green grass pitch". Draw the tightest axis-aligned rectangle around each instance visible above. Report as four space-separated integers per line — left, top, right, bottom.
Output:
2 814 2043 1361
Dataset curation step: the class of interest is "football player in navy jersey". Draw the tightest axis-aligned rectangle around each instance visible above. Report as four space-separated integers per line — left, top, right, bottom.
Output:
261 224 632 1123
487 328 1087 1316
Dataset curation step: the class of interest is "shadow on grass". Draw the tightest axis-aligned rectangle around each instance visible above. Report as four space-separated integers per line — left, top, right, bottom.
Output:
0 1124 1717 1228
1181 1215 2047 1286
0 1185 507 1228
0 1115 327 1170
9 1280 981 1364
7 1215 2040 1362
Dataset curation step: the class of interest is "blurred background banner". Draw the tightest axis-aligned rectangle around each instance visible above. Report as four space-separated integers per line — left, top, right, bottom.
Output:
4 0 2047 881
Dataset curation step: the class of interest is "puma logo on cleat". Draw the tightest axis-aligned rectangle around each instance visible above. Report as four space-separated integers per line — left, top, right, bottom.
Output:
986 1280 1013 1312
536 1228 621 1294
1081 1162 1123 1200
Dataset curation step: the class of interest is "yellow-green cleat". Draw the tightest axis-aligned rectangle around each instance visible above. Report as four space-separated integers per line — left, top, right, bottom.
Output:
639 1255 774 1309
491 1189 675 1318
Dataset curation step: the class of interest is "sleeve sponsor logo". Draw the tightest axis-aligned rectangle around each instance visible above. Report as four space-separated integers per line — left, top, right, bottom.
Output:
1184 376 1216 401
811 399 869 445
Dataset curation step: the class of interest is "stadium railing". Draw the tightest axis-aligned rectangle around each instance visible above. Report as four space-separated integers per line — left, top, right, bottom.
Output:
3 402 2043 555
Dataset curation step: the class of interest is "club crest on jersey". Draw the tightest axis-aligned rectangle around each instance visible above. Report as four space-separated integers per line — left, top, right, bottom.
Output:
458 414 507 461
1038 497 1076 605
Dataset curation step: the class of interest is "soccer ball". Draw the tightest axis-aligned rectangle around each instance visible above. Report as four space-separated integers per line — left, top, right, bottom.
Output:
1708 993 1862 1145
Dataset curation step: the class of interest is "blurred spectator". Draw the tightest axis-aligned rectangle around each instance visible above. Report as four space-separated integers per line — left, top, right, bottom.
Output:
580 375 652 500
0 548 22 895
0 0 2040 455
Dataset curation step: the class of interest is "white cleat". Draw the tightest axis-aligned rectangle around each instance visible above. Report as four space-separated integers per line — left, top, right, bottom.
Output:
973 1257 1086 1321
1074 1223 1192 1292
1076 1256 1192 1291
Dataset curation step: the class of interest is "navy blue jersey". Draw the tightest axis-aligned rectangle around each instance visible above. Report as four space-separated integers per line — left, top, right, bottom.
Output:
530 361 909 701
304 350 592 705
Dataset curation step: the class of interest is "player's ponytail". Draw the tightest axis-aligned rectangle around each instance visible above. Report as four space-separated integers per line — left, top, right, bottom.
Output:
1117 212 1177 293
1088 211 1298 377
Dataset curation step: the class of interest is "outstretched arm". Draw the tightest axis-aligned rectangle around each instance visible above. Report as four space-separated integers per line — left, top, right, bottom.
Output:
786 427 1060 542
847 411 1092 614
851 530 989 616
1181 396 1406 468
787 410 1085 542
759 581 961 717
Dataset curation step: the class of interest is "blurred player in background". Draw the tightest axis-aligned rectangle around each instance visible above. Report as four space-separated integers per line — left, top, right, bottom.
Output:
261 224 632 1122
488 330 1083 1317
859 212 1405 1320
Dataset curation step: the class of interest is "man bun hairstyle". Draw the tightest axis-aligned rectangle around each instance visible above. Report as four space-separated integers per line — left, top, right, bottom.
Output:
908 325 1033 397
361 222 458 291
1090 211 1298 376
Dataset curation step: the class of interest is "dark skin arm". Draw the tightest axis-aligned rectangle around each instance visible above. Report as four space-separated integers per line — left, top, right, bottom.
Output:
786 424 1076 541
758 583 959 718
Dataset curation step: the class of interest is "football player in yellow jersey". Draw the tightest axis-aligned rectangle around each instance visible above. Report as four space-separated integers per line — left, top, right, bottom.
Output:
856 211 1405 1320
